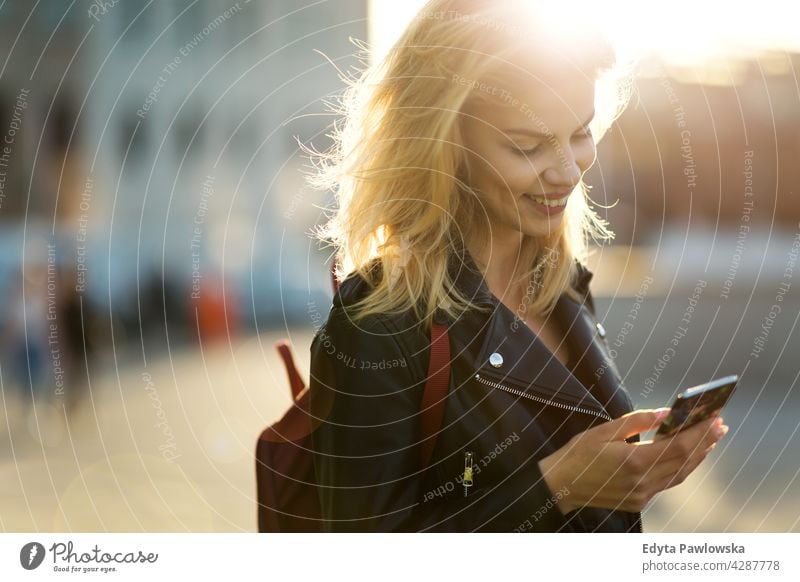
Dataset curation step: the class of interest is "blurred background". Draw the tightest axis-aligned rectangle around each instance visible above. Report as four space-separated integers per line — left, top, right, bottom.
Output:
0 0 798 532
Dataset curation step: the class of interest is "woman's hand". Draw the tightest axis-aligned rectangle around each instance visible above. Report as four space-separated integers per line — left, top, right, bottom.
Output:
537 408 729 514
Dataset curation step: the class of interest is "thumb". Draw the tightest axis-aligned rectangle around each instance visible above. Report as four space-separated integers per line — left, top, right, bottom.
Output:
592 408 672 441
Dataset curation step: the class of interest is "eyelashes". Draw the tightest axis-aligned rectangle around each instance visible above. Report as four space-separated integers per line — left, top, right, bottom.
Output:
511 130 594 157
513 145 542 157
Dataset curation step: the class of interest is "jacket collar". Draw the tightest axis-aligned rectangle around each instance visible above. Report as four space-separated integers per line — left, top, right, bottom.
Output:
443 243 595 307
335 244 626 419
443 245 620 418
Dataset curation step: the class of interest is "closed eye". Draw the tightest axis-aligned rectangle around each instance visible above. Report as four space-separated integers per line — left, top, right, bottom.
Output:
512 129 592 157
512 145 542 157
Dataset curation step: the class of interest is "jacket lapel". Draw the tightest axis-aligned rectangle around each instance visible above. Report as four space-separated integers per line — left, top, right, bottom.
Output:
444 246 610 416
474 299 609 415
553 293 634 420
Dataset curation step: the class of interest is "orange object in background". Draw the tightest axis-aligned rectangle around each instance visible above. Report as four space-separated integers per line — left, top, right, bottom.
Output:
193 278 238 344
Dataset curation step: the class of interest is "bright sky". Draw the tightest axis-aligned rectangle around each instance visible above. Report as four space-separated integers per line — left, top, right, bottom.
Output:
368 0 800 70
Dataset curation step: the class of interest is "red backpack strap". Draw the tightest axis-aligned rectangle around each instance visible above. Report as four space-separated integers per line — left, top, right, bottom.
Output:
274 340 307 401
419 320 450 469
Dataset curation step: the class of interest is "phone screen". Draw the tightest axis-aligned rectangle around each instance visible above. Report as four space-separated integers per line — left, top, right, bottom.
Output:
656 375 738 438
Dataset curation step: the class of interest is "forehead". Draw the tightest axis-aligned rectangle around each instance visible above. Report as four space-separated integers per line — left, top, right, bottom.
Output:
463 63 596 135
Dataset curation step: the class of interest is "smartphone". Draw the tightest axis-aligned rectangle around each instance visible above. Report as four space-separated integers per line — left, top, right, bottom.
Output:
655 374 738 438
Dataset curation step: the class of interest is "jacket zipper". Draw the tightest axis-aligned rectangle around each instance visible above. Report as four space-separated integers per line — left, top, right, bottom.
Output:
475 372 643 533
462 451 474 497
474 373 611 421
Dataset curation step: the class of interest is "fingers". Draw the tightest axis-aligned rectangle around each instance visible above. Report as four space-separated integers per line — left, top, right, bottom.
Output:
566 410 731 513
647 442 708 484
622 447 710 511
653 444 712 492
682 416 727 454
593 408 673 441
643 418 730 493
651 416 726 461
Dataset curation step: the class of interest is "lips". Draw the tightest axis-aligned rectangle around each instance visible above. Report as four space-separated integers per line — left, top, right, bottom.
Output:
526 191 570 200
523 192 570 208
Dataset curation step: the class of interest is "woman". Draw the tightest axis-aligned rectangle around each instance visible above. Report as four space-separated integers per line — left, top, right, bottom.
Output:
306 0 728 532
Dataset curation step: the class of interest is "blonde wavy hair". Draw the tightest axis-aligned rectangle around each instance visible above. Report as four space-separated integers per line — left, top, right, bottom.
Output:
305 0 634 331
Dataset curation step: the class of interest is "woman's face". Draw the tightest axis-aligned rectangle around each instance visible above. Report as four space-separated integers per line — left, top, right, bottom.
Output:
459 69 598 239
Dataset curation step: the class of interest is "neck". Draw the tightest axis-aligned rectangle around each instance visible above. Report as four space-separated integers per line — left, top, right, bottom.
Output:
465 229 528 303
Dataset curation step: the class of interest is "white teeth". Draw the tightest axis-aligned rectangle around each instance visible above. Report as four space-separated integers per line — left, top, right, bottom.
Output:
527 194 568 207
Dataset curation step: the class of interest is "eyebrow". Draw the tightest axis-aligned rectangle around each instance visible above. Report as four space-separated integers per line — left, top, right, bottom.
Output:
503 111 596 139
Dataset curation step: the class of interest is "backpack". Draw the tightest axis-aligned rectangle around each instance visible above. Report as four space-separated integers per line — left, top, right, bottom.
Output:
255 261 451 532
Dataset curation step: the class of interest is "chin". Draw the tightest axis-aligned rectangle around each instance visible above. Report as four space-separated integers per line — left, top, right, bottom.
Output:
520 215 564 238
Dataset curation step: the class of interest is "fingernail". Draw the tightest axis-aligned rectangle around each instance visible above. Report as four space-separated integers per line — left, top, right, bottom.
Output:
721 425 729 435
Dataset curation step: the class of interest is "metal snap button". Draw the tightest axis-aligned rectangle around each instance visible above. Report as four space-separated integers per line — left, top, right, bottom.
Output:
596 322 606 338
488 352 504 368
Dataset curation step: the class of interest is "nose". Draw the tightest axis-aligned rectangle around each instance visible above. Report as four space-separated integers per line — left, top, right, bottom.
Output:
542 147 583 190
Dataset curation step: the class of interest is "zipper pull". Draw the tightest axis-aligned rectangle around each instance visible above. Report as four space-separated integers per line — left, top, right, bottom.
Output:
462 451 474 497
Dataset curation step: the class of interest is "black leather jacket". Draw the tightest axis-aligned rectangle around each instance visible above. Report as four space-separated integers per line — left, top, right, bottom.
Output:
309 246 643 532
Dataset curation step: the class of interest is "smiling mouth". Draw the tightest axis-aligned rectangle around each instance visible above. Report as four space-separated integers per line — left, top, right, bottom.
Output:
523 193 570 208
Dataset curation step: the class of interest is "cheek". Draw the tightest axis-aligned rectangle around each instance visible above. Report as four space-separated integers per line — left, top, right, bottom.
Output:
482 151 541 192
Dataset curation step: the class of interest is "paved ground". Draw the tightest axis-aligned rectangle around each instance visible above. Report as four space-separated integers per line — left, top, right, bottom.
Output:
0 333 298 532
1 295 798 532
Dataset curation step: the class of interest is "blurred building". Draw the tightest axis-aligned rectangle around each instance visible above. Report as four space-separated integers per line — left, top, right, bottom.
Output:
0 2 88 337
83 0 367 333
0 1 797 348
0 0 368 352
589 52 800 245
